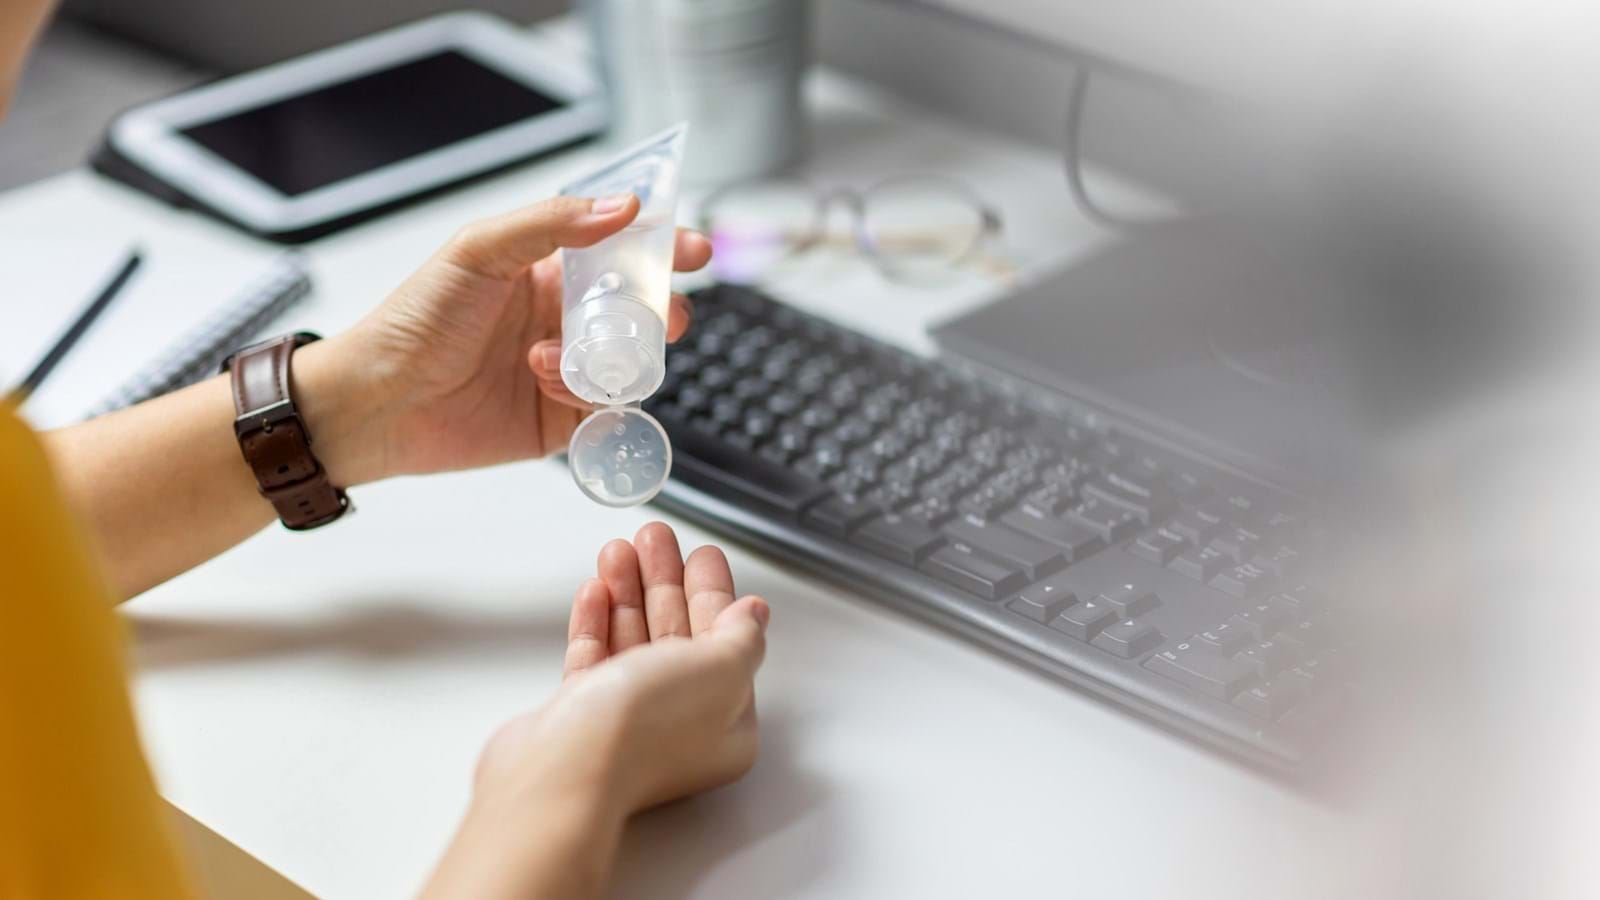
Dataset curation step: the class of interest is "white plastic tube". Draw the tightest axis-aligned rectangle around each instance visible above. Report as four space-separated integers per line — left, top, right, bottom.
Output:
559 123 687 405
560 124 687 507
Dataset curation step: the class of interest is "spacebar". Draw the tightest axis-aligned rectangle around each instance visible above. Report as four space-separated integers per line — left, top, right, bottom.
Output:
667 423 829 513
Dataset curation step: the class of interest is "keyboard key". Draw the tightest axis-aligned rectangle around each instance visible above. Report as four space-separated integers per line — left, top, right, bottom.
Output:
1272 583 1327 616
947 458 991 486
798 405 838 430
741 412 776 441
1096 583 1159 617
1008 577 1077 622
988 396 1034 430
667 349 702 376
1234 601 1292 639
710 397 744 426
1235 640 1296 677
1119 453 1168 483
1233 679 1305 720
1194 499 1234 527
1169 545 1230 581
902 496 957 528
699 364 734 389
886 454 939 484
1195 621 1250 654
757 441 795 466
1209 526 1265 562
942 519 1064 580
1210 562 1273 598
1038 460 1092 492
804 495 880 537
932 411 982 440
733 376 771 401
1166 469 1213 505
901 396 947 424
1219 491 1263 520
956 485 1017 522
773 423 811 455
1129 527 1186 565
861 397 895 425
1250 542 1306 578
1051 598 1118 641
1275 616 1337 652
969 427 1011 454
863 481 917 512
1092 619 1165 659
999 507 1105 563
1145 640 1258 699
1067 499 1140 544
664 414 830 513
676 385 711 414
844 449 882 483
1082 474 1174 524
1277 663 1323 691
685 414 722 438
1166 509 1222 544
1091 435 1133 467
921 542 1026 600
793 455 836 480
765 391 803 417
828 471 871 500
867 433 910 460
830 419 874 445
1020 482 1074 515
853 515 944 565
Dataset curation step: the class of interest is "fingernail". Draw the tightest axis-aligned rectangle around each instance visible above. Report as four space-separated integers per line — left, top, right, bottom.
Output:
537 344 561 369
591 193 633 215
751 599 770 628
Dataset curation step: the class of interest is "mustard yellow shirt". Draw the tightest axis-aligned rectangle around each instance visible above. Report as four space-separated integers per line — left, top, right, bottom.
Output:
0 405 195 898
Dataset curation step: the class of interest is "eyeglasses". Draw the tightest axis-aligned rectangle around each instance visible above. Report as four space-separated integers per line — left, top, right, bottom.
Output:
698 174 1009 286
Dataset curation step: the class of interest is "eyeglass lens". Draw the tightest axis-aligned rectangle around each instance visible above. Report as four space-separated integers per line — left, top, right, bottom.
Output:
704 177 991 283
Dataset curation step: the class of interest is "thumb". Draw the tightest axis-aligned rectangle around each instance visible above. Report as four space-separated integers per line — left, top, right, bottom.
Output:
443 193 640 279
709 595 770 676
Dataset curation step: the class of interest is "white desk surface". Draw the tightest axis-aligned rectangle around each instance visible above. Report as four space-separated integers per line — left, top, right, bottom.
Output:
1 34 1363 900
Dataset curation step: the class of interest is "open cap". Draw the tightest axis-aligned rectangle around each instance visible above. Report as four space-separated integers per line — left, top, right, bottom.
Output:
568 406 673 507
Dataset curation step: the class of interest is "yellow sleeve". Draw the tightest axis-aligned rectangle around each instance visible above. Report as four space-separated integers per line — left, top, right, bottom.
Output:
0 406 196 899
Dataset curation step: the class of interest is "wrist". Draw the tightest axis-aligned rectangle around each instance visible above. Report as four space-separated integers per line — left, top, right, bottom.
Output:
289 333 402 487
453 769 627 899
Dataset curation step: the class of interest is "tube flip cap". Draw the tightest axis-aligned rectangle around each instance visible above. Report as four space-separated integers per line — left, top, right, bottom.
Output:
569 407 673 507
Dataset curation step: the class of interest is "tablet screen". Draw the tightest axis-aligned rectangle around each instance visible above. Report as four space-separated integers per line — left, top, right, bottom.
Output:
180 51 564 197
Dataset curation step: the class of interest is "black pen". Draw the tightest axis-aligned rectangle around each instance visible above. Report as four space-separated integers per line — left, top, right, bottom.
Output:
7 248 143 406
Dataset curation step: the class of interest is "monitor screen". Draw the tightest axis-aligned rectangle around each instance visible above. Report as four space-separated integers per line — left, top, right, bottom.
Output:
181 51 564 197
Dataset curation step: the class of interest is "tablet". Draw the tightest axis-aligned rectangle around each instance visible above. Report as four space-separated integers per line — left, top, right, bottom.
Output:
104 13 606 242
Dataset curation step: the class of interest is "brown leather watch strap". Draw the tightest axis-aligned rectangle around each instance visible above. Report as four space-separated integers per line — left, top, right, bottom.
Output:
223 332 350 531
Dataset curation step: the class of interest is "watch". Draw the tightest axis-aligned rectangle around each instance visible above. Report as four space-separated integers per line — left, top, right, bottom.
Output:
222 332 352 530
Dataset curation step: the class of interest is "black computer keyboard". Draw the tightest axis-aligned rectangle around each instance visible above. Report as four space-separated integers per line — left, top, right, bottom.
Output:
645 284 1355 770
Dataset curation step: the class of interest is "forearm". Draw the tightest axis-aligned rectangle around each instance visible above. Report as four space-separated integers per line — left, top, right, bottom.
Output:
40 334 393 600
421 785 625 900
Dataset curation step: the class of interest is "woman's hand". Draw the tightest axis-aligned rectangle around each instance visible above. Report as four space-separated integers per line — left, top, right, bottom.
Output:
483 522 769 813
298 195 712 486
421 523 769 900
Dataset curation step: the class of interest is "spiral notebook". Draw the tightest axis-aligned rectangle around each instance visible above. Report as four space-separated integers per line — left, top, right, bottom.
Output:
88 253 313 417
